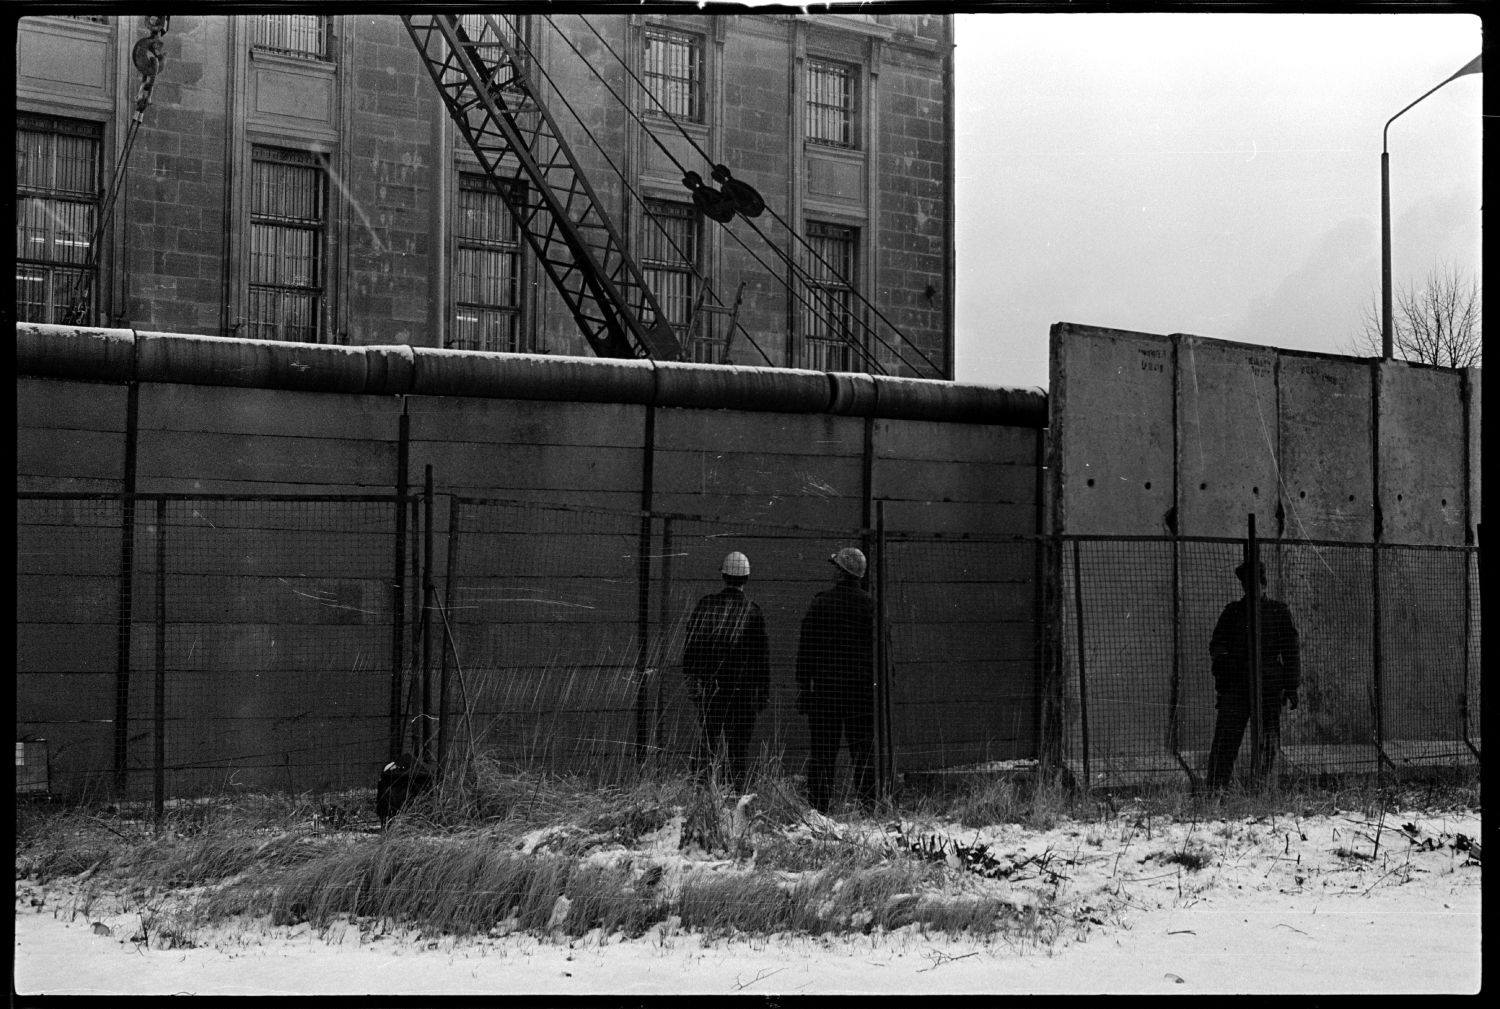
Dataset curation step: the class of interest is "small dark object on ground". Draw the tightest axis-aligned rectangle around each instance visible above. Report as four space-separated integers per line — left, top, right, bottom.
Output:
376 753 435 826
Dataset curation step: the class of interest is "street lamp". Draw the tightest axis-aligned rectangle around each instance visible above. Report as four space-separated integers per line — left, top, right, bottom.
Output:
1381 54 1481 360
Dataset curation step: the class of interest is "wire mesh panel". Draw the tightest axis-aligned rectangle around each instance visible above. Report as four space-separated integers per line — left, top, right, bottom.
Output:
1464 548 1481 750
19 488 1479 802
1379 544 1474 766
1277 542 1378 774
883 536 1040 772
16 496 125 795
1061 534 1475 789
655 518 853 798
1058 538 1179 787
440 500 651 779
128 497 399 797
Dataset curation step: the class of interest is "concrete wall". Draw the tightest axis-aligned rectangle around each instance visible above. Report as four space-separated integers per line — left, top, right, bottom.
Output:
1052 322 1478 545
1049 321 1480 783
16 324 1043 796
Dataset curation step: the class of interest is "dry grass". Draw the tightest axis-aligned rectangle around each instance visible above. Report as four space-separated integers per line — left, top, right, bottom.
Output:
16 759 1478 950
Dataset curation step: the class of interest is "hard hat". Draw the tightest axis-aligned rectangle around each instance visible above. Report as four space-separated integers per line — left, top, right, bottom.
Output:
721 551 751 578
830 547 867 579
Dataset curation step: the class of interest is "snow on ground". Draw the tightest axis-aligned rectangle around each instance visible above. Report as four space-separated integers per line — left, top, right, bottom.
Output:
14 806 1481 995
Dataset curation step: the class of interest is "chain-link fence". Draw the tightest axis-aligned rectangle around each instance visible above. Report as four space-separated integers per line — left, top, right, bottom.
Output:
432 499 1042 807
1056 534 1481 789
17 492 1480 804
18 493 406 803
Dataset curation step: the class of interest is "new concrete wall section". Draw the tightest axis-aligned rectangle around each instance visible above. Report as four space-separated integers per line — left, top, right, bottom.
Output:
1276 353 1374 543
1050 322 1480 780
15 324 1045 792
1048 323 1176 537
1175 337 1281 539
1377 362 1469 546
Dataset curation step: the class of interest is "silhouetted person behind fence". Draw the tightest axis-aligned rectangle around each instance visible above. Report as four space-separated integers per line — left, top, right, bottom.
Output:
682 551 770 792
796 546 877 811
1206 558 1301 789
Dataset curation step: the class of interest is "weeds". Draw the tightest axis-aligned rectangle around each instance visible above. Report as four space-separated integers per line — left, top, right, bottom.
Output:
15 760 1478 950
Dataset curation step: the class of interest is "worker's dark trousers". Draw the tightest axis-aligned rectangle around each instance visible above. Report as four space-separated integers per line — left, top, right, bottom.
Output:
806 696 875 811
1206 700 1282 788
694 695 758 793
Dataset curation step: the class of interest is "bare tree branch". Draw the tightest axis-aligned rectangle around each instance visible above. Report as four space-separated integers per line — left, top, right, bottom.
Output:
1342 264 1481 368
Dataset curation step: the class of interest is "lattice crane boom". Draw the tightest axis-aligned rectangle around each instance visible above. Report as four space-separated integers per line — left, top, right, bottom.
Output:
403 14 683 361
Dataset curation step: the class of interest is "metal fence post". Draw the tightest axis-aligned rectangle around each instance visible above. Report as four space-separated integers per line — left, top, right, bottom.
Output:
635 511 653 761
1071 539 1090 789
1246 514 1263 782
875 500 893 799
153 498 166 821
438 495 461 771
1462 528 1478 759
405 491 423 756
420 466 435 762
113 383 140 794
655 515 674 755
1372 539 1386 775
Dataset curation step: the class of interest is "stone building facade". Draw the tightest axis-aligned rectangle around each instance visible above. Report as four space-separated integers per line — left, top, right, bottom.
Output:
16 12 955 377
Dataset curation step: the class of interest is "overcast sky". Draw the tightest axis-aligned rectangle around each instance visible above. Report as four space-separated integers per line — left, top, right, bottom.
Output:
951 11 1483 390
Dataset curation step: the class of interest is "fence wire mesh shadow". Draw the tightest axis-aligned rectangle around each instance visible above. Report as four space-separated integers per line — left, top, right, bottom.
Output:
1058 535 1480 791
18 493 404 800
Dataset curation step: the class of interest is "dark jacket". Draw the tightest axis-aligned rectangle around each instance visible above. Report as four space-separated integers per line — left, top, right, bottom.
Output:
795 579 876 709
682 587 770 709
1209 594 1302 708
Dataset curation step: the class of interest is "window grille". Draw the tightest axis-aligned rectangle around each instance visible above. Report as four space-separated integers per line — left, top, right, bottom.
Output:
15 115 101 324
450 14 526 92
641 200 704 355
805 58 857 149
452 173 525 353
458 12 520 46
801 221 859 371
250 14 329 59
247 147 325 343
643 27 703 121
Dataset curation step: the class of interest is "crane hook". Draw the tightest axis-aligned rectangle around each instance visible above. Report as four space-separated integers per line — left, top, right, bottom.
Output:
711 164 765 219
130 17 171 114
682 171 736 224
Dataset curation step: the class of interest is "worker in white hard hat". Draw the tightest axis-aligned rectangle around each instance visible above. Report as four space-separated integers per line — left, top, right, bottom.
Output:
680 550 770 792
795 546 876 811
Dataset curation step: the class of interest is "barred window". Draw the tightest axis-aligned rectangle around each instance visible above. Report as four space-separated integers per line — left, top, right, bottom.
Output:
452 173 525 353
457 13 520 46
805 58 857 149
250 14 329 59
247 147 325 343
802 221 859 372
15 114 102 324
643 27 703 121
641 201 702 354
446 15 527 95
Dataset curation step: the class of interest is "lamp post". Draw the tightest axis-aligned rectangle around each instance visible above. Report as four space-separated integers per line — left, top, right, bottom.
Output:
1380 54 1481 359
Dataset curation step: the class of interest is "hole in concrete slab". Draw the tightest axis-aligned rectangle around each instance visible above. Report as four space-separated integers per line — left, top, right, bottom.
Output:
1144 482 1152 490
1199 483 1207 491
1087 478 1095 488
1299 491 1306 499
1442 499 1448 507
1348 495 1355 502
1252 487 1259 496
